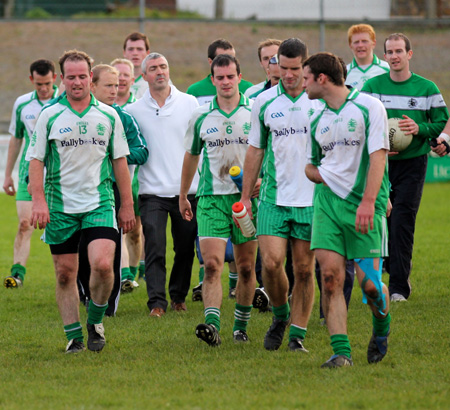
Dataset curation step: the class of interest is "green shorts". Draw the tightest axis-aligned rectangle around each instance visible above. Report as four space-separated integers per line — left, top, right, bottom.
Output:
16 180 32 202
257 200 313 241
132 166 140 216
43 204 118 245
311 185 388 259
197 194 257 245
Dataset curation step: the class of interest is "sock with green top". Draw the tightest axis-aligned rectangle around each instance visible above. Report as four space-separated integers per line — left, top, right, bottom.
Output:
204 307 221 331
64 322 83 343
11 264 26 281
121 267 134 281
330 334 352 358
233 303 252 332
289 324 307 342
130 266 138 280
272 302 290 321
373 312 391 337
87 300 108 325
228 271 238 290
139 260 145 279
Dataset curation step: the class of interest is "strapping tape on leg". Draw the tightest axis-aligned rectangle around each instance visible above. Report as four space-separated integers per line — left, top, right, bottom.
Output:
355 258 386 316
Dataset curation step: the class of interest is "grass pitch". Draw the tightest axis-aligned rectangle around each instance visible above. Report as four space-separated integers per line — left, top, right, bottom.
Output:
1 183 450 409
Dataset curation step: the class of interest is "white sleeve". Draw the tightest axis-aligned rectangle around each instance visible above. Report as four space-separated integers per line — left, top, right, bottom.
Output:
111 110 130 159
248 95 265 148
25 110 48 162
367 97 390 154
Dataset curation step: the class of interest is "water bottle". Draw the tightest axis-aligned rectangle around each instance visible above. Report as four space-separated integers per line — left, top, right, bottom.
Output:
229 166 243 191
232 202 256 237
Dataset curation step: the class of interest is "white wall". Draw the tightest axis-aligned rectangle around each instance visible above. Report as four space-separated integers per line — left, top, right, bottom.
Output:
177 0 391 20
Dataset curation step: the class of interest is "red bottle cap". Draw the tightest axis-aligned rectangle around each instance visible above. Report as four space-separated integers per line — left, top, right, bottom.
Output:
232 202 244 213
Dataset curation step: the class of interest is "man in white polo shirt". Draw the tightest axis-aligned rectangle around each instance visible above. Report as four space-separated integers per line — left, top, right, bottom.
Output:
127 52 199 317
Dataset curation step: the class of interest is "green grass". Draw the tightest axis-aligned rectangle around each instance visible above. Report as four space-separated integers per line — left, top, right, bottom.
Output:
1 183 450 409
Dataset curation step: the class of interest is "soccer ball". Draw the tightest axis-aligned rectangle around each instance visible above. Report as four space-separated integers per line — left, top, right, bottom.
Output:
388 118 413 152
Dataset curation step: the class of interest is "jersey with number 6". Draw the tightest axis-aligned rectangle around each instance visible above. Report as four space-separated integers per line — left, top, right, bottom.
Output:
26 94 128 214
184 94 252 196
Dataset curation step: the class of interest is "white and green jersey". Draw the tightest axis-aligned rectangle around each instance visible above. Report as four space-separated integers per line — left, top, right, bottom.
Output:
362 72 449 160
249 82 323 207
346 55 389 90
130 75 147 99
26 94 128 214
119 92 137 109
308 88 389 215
244 80 266 100
184 94 252 196
9 86 58 184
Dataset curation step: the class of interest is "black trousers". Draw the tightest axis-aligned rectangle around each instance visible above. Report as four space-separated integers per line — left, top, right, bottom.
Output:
139 194 197 312
386 155 427 298
77 183 121 317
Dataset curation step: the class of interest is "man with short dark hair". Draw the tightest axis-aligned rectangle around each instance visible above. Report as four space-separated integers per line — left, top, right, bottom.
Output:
187 38 253 106
303 51 391 368
241 38 322 353
27 50 135 353
362 33 449 302
3 59 58 289
180 54 258 346
123 32 150 99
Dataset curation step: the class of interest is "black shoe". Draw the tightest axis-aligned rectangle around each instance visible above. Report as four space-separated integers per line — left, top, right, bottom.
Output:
233 330 249 343
196 323 221 347
120 279 134 293
288 337 309 353
228 287 236 299
264 316 289 351
321 354 353 368
65 339 86 354
253 287 269 309
4 275 23 288
367 329 389 364
192 283 202 302
87 323 106 352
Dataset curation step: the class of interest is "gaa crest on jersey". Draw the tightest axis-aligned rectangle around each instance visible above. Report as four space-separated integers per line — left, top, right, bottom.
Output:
347 119 357 132
242 122 251 135
96 123 106 136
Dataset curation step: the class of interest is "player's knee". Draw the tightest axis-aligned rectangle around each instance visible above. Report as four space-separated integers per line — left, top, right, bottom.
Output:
321 270 343 294
55 267 76 287
203 257 222 278
294 264 313 282
262 257 283 275
363 280 379 299
128 228 141 245
237 262 252 280
91 258 113 279
18 217 33 234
